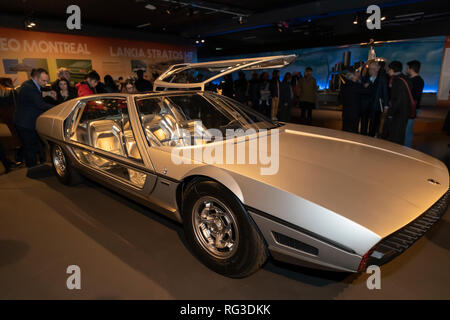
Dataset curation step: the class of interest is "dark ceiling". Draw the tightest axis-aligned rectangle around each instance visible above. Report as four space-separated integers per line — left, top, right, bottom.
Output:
1 0 449 58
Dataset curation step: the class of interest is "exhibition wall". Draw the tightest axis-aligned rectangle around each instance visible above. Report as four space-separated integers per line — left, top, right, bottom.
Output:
0 27 197 86
437 36 450 106
201 35 446 95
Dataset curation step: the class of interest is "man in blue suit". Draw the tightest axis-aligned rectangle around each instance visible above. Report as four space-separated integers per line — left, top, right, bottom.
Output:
15 68 56 167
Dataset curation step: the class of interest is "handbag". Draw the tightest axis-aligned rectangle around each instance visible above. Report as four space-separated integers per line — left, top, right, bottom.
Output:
398 77 417 119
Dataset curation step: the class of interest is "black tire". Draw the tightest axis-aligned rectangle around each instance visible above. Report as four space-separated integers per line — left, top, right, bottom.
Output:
51 144 83 185
183 179 268 278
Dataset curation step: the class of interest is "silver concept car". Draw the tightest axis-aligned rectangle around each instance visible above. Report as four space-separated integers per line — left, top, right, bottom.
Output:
36 56 450 277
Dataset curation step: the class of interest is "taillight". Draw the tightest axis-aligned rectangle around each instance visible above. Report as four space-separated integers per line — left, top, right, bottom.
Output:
358 247 375 272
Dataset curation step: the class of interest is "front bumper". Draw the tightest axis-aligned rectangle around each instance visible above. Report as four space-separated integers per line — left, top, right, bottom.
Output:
367 188 450 267
246 207 363 272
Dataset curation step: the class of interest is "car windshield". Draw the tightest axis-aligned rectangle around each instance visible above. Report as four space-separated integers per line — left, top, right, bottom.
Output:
135 92 281 147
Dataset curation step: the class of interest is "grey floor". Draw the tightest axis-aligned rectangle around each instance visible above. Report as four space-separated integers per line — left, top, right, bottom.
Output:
1 107 450 299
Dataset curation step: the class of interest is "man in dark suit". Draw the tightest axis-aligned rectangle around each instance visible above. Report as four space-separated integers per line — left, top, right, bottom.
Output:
339 67 365 133
269 70 280 120
134 70 153 92
382 61 412 145
360 61 389 137
15 68 56 167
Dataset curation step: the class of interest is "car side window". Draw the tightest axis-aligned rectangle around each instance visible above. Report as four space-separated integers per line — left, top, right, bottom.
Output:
69 98 142 161
135 94 234 147
136 97 181 146
167 94 231 129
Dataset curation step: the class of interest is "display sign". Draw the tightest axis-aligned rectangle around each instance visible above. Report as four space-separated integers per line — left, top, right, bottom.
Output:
0 27 196 86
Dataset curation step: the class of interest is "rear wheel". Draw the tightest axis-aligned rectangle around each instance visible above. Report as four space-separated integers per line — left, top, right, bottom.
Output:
183 179 267 278
51 144 82 185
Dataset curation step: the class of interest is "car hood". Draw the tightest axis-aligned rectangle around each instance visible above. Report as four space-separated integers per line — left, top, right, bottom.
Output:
217 123 449 238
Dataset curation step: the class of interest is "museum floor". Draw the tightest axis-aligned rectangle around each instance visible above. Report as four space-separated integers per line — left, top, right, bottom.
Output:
1 106 450 299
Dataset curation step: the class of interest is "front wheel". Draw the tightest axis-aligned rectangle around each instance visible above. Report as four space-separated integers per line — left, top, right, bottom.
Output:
51 144 82 185
183 179 267 278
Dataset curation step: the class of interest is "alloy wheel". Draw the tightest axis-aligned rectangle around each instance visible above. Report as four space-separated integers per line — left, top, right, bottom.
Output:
192 196 239 259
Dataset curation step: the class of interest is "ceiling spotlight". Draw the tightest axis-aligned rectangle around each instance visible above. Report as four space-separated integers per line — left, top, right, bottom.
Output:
381 16 386 21
366 18 371 23
144 3 157 10
24 19 36 29
195 40 199 44
201 39 205 43
166 9 171 15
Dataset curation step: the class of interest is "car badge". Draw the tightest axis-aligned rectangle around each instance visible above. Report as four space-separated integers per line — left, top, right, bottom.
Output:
428 179 440 185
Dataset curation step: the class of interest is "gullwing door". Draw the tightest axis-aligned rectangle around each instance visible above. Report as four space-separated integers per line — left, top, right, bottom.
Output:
153 54 297 91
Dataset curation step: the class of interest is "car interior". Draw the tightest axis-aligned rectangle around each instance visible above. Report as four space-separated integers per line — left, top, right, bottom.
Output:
67 99 146 187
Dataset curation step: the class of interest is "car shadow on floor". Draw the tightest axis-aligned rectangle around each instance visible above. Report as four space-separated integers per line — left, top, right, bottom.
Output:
426 215 450 252
22 164 368 298
0 240 29 268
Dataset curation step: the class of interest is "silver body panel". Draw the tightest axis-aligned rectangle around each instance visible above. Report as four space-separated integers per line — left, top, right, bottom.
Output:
37 91 449 273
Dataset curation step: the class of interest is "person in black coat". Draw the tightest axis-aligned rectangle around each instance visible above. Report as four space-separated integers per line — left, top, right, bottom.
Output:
234 71 248 103
339 68 365 133
404 60 424 147
269 70 280 120
55 78 77 104
259 72 271 117
14 68 56 167
0 79 17 173
135 70 153 92
222 74 234 98
247 72 260 111
103 75 120 93
278 72 293 122
360 61 389 137
382 61 412 145
0 77 22 168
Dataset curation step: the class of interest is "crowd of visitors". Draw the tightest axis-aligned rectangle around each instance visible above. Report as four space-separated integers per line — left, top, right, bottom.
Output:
339 59 424 146
221 67 318 123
